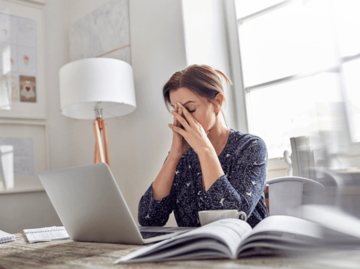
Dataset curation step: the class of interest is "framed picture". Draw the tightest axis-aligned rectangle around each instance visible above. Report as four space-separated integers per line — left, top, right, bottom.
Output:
69 0 131 64
0 0 46 119
0 120 48 193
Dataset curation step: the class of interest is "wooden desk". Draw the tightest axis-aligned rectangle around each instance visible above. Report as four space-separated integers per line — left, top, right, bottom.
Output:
1 233 360 269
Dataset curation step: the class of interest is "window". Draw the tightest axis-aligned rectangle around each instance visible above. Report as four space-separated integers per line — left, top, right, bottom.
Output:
232 0 360 158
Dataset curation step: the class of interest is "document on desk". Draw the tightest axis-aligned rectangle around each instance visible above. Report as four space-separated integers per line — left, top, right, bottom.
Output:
24 226 70 243
0 230 15 244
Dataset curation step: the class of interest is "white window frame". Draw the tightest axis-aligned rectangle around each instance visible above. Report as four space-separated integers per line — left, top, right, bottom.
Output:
224 0 360 164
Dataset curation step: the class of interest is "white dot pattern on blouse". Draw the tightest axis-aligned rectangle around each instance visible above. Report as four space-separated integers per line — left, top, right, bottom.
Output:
138 128 269 228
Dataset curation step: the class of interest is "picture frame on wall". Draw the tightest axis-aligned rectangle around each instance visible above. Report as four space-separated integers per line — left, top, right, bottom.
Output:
0 121 49 193
69 0 131 64
0 0 46 119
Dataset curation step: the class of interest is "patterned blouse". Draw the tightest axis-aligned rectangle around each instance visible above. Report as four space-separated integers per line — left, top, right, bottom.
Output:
138 128 269 228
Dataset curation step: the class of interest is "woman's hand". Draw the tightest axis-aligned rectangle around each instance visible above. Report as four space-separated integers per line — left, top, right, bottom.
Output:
168 102 213 155
169 103 189 159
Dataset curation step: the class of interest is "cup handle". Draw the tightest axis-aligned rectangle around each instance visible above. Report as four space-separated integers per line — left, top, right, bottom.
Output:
236 211 247 222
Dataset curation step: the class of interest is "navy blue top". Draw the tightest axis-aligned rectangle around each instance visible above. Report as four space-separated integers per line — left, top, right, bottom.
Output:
138 128 269 228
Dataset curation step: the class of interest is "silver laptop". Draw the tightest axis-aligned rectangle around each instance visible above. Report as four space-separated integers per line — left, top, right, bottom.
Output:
38 163 193 244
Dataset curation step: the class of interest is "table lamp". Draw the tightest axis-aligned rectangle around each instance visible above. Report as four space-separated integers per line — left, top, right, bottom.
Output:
59 58 136 167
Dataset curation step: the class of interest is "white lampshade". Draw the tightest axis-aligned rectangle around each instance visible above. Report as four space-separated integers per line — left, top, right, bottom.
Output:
59 58 136 119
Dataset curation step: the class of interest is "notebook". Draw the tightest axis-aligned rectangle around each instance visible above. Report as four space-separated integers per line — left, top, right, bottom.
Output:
23 226 70 243
0 230 15 244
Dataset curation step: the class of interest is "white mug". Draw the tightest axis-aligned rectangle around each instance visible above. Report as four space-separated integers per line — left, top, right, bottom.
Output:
198 209 247 226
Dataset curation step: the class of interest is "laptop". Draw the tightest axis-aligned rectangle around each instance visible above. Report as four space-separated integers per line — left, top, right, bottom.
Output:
38 163 194 244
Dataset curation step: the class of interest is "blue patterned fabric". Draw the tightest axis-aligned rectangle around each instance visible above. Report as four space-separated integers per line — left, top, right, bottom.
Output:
138 128 269 228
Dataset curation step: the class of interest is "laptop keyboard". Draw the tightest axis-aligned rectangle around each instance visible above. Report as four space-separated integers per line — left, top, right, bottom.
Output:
140 231 173 239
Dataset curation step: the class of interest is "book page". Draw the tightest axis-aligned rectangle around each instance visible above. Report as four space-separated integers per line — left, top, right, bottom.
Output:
128 240 231 263
200 218 252 257
248 215 323 239
302 204 360 238
236 216 323 257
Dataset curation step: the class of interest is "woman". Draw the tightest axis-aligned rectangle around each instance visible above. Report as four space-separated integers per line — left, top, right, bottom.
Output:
138 64 269 228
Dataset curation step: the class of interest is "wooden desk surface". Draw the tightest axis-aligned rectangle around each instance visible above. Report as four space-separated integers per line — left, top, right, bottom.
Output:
1 233 360 269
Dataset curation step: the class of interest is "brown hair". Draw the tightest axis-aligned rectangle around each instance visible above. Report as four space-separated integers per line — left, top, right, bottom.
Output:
163 64 232 125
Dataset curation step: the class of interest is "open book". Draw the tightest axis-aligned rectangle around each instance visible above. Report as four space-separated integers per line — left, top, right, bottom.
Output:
115 215 323 263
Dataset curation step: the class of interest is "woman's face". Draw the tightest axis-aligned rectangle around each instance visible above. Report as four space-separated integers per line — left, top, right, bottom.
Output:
169 87 219 133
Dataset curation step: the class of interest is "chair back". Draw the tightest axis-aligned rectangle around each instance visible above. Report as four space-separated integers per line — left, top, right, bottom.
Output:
266 176 324 217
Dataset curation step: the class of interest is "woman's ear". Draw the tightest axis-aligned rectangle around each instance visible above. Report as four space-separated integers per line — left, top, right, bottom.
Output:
215 93 223 112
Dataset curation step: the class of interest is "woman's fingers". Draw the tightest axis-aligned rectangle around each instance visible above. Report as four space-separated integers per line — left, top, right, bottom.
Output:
177 102 195 126
171 109 189 129
168 123 186 137
173 104 178 125
179 107 189 126
173 104 181 127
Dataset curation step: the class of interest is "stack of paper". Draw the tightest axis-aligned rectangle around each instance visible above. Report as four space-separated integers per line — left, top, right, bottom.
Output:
0 230 16 244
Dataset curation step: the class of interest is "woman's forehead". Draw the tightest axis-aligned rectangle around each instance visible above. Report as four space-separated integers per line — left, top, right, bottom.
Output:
169 87 202 106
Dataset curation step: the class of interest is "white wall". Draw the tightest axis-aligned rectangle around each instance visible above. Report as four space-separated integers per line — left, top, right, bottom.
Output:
46 1 74 169
0 191 61 233
182 0 237 130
